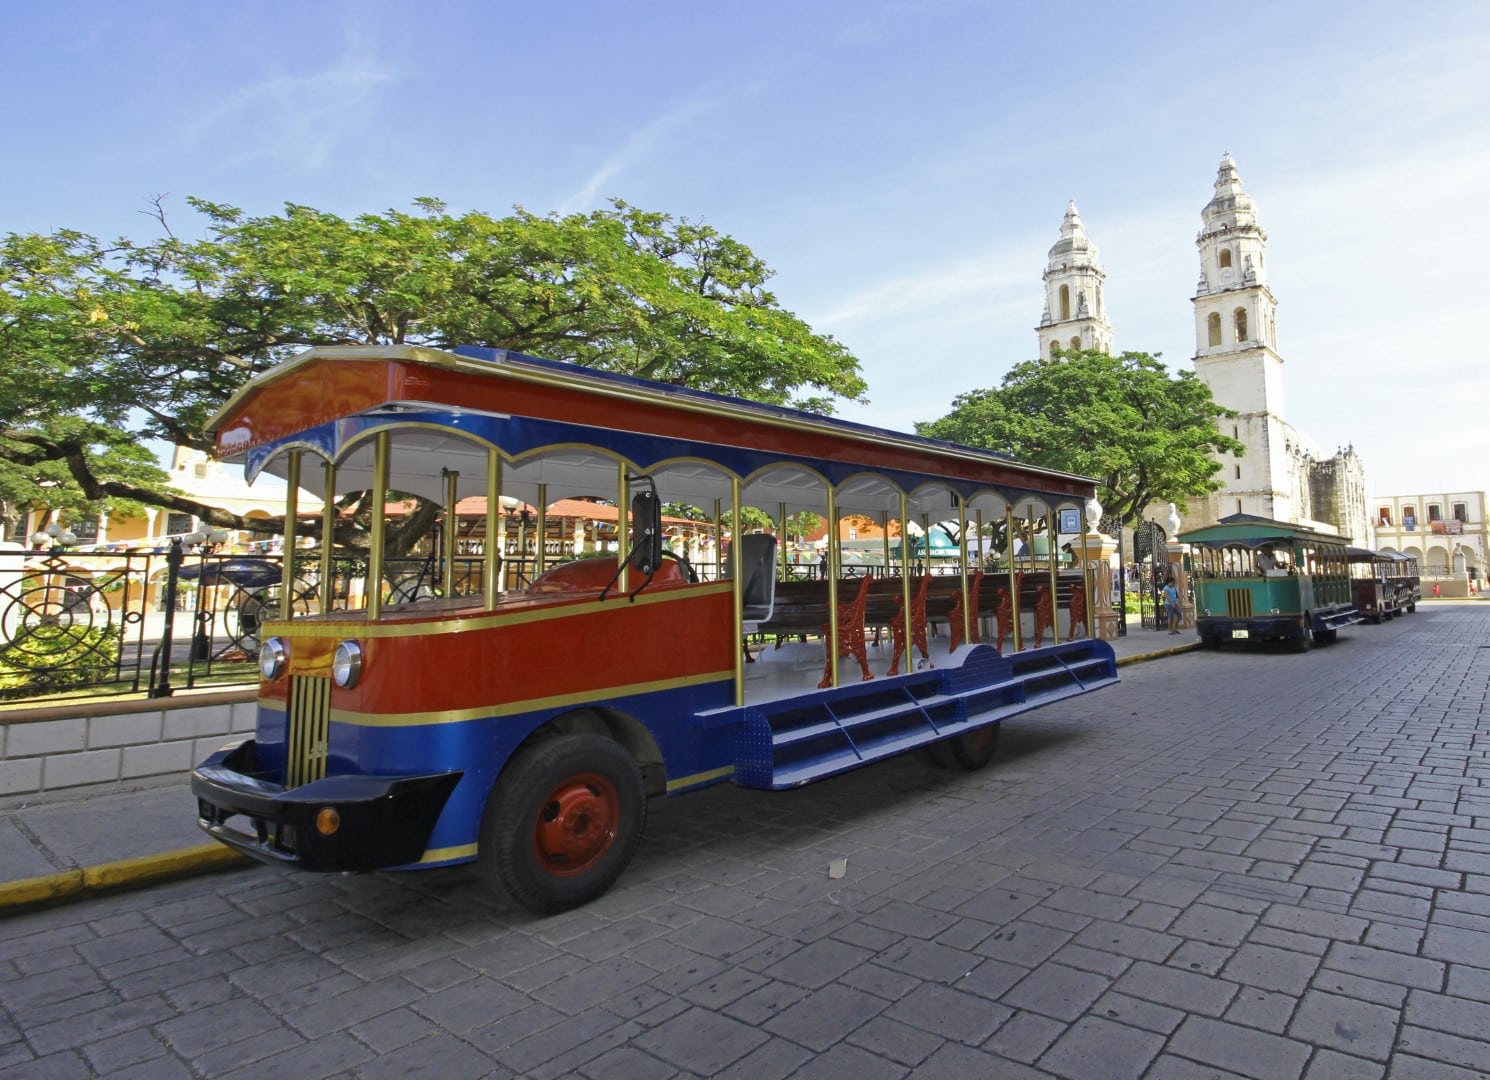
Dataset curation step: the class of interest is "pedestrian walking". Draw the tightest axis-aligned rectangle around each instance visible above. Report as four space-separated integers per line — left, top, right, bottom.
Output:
1163 578 1182 634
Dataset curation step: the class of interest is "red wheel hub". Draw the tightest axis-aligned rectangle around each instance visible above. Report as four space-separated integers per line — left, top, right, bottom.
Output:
532 772 620 877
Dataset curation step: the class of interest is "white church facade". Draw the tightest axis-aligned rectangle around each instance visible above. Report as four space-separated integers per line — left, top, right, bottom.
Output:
1038 155 1371 547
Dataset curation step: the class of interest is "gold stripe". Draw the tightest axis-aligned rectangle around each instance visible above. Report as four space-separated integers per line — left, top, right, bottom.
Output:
327 668 735 727
418 842 479 863
262 580 734 640
665 764 734 792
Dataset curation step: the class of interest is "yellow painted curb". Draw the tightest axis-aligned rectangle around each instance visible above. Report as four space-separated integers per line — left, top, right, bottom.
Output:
1116 641 1200 666
0 844 251 916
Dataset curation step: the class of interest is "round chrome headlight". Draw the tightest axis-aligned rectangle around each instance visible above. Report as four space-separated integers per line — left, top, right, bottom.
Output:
332 640 364 689
259 637 289 681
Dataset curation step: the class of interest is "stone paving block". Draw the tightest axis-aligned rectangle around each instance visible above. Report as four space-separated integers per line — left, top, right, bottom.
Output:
983 1008 1066 1062
1167 1013 1311 1078
1287 989 1400 1061
763 982 888 1051
1001 962 1111 1022
721 978 809 1026
885 982 1012 1045
1302 1048 1385 1079
500 1010 635 1079
579 1045 678 1080
758 935 873 989
358 1030 502 1080
80 1025 173 1075
877 937 980 983
1396 1026 1490 1074
1322 942 1444 991
153 995 280 1061
974 917 1072 967
1090 990 1185 1034
1403 988 1490 1041
1221 942 1321 995
1037 1015 1164 1080
1223 987 1298 1033
846 1013 945 1067
629 1006 768 1076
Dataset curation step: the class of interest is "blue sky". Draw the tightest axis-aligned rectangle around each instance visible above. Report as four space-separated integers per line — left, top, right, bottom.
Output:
8 0 1488 498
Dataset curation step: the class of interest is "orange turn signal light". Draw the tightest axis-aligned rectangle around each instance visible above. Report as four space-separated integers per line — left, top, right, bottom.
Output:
315 807 341 836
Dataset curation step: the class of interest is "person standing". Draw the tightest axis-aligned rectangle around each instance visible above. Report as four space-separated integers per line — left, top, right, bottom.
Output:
1163 578 1182 634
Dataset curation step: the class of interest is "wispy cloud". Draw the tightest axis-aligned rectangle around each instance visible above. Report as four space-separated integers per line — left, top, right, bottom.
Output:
185 33 394 170
559 96 720 214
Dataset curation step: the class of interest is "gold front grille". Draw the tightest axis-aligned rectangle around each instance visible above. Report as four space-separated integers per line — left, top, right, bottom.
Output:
1225 588 1254 618
286 676 331 788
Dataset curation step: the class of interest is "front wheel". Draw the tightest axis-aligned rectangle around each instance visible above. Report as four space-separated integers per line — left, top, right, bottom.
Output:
479 734 645 914
948 724 1001 770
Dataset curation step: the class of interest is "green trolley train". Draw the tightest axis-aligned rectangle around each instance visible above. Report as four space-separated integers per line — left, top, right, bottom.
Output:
1179 514 1363 652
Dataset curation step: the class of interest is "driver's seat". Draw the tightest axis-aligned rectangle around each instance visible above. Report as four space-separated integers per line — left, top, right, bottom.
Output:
738 533 779 632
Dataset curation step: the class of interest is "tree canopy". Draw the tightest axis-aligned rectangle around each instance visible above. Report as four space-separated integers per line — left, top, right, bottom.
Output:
0 198 866 539
916 349 1245 528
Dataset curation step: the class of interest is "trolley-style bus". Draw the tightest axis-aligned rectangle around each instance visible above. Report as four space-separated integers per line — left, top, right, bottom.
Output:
1180 514 1362 651
192 345 1118 912
1345 547 1419 622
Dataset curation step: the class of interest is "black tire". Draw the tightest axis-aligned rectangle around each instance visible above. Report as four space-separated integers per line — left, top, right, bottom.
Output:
1291 624 1312 653
948 724 1000 771
479 734 645 914
1317 628 1338 644
924 740 957 769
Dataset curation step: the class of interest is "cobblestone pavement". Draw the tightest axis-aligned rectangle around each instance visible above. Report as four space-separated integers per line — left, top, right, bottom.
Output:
2 605 1488 1078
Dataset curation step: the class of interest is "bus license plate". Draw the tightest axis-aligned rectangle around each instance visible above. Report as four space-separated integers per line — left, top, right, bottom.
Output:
1231 629 1249 639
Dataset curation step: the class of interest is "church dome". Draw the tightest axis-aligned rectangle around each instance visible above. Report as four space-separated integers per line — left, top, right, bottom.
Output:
1047 200 1099 267
1201 153 1260 234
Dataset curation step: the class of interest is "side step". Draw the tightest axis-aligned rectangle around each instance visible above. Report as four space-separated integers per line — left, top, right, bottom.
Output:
726 640 1117 790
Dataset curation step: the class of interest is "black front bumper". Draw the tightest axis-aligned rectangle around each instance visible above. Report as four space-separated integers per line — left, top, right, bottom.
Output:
192 741 462 872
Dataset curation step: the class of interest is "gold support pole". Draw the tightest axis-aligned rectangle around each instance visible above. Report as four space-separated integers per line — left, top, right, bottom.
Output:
484 452 501 609
958 494 970 648
535 483 548 577
442 469 459 599
1047 508 1060 643
617 467 630 594
319 460 335 615
732 478 744 706
366 432 389 621
778 503 788 579
880 511 891 577
713 499 722 581
1007 505 1021 652
1079 511 1093 639
826 485 840 688
281 451 301 621
899 495 912 657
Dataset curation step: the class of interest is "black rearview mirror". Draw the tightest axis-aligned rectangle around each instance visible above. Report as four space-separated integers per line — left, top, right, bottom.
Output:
629 488 663 575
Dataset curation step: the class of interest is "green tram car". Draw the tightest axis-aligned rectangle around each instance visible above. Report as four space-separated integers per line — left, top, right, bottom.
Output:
1178 514 1363 651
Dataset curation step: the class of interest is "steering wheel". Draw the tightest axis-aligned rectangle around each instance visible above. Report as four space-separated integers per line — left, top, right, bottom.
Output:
661 549 699 583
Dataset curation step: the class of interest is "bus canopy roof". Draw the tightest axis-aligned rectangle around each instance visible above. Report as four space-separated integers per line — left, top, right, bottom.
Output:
1178 513 1353 550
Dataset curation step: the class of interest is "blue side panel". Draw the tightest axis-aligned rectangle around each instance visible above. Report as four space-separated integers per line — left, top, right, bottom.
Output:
252 676 737 863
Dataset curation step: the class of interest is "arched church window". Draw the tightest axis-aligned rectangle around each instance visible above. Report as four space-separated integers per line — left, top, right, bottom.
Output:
1234 308 1248 342
1050 340 1060 360
1207 313 1222 347
1219 250 1232 270
1059 285 1070 321
1069 337 1080 351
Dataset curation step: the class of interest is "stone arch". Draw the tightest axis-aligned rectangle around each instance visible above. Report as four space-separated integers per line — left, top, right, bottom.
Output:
1219 249 1232 270
1059 285 1070 321
1234 307 1248 342
1207 313 1222 347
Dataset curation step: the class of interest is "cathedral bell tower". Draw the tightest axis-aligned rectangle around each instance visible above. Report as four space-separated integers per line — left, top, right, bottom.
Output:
1190 154 1295 525
1036 201 1114 359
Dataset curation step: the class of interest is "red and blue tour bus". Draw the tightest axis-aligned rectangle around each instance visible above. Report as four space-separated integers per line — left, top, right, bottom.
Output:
193 345 1118 912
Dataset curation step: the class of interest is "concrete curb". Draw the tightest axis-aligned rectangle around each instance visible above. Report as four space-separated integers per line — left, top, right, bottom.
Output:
0 843 251 917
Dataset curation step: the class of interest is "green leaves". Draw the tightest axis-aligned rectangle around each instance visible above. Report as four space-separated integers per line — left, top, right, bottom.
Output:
0 196 866 535
916 348 1245 526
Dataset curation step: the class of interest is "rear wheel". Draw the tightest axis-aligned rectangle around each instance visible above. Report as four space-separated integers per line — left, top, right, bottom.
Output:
1291 622 1312 653
948 724 1001 770
479 734 645 914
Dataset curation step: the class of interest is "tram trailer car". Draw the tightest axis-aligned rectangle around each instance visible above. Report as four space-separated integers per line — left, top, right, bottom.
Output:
191 345 1119 913
1179 514 1362 652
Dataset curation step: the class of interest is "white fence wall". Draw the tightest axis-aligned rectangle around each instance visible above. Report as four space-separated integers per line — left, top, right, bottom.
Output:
0 691 256 798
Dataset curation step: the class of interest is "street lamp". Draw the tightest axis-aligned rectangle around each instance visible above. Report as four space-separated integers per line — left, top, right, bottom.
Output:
30 522 78 550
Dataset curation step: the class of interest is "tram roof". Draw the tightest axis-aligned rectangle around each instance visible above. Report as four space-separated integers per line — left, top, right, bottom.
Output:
206 344 1100 512
1179 513 1353 549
